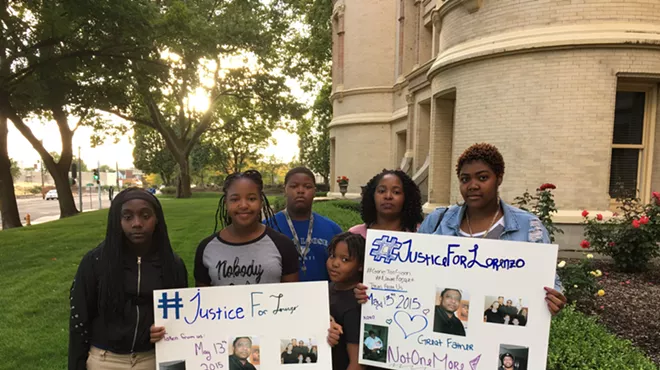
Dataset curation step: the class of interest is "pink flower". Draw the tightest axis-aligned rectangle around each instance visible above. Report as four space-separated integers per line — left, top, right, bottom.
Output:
626 280 631 284
632 219 641 228
640 216 650 225
582 210 589 218
580 240 591 249
596 214 603 221
599 305 605 310
653 191 660 199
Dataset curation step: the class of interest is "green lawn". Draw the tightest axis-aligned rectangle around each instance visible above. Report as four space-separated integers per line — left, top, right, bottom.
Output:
0 196 656 370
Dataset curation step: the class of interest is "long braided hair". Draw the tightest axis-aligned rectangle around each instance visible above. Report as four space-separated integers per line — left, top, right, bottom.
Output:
98 187 182 319
214 170 278 233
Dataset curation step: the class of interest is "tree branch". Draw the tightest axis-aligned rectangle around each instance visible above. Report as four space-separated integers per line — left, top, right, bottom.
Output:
101 108 154 128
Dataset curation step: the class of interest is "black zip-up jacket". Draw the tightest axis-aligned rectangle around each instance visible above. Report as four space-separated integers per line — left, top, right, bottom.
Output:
68 244 188 369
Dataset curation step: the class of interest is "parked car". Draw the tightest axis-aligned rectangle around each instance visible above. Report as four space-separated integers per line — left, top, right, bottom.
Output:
45 189 58 200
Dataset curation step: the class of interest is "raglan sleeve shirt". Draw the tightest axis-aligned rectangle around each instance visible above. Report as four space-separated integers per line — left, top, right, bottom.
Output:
193 234 217 286
68 250 98 370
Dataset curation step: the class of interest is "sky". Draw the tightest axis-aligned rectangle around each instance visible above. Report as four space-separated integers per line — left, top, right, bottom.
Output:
7 76 308 170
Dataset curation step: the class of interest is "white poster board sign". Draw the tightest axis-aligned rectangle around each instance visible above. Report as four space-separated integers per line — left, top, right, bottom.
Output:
359 230 558 370
154 281 332 370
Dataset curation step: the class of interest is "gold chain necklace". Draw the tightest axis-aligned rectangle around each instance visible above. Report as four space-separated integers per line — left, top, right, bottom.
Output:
466 207 501 238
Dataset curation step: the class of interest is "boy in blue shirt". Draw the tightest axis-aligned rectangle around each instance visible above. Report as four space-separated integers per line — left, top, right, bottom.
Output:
266 167 343 281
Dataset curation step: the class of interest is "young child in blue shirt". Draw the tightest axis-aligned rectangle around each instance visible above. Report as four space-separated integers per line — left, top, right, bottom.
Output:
266 167 343 281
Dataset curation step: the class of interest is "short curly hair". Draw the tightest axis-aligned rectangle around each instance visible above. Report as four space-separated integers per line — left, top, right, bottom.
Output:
456 143 505 177
360 169 423 232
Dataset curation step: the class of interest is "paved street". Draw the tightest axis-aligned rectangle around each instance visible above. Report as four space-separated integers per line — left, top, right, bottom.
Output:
0 191 111 229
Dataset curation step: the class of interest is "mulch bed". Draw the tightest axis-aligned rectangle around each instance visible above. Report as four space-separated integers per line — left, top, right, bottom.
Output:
578 260 660 365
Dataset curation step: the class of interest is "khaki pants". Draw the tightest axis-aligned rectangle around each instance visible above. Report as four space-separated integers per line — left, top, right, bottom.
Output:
87 346 156 370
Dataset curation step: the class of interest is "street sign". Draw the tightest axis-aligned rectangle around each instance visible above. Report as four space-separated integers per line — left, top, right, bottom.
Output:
86 183 94 187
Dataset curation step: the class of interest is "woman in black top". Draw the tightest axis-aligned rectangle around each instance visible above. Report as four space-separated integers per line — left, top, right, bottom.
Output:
68 188 188 369
484 301 504 324
281 343 297 364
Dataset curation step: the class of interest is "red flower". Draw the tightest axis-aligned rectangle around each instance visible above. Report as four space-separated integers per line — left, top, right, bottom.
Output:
608 242 615 247
580 240 590 249
632 219 641 228
653 191 660 199
596 214 603 221
539 183 556 190
612 212 618 217
640 216 650 225
581 210 589 218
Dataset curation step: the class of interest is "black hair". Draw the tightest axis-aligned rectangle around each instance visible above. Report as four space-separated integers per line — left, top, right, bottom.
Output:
285 167 316 186
360 169 423 232
233 336 252 347
369 330 376 335
440 288 462 300
456 143 505 178
98 187 182 318
214 170 277 232
328 232 366 280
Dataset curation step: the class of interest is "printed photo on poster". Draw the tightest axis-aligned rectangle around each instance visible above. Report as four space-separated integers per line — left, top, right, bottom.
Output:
280 338 319 364
159 360 186 370
484 296 529 326
362 324 388 363
498 344 529 370
433 287 470 336
228 337 260 370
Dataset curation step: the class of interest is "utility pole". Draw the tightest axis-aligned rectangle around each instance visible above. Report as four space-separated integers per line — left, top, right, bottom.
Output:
97 160 102 209
38 160 44 189
78 146 83 212
116 161 120 189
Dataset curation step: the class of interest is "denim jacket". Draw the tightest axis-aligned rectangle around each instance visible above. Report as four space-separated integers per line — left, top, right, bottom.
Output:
418 200 563 292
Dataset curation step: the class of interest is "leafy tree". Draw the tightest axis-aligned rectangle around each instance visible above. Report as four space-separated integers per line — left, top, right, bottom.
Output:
71 157 88 172
299 82 331 185
133 125 178 187
258 155 286 185
0 0 158 218
287 0 333 185
98 164 113 172
9 158 20 180
101 0 302 198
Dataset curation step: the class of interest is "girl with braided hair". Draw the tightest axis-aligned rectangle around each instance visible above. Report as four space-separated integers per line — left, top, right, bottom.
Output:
193 170 299 286
68 187 188 370
348 169 423 237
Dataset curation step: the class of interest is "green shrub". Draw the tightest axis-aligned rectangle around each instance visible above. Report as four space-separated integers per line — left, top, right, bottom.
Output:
332 200 362 214
315 191 328 197
29 185 42 194
313 201 362 231
547 306 657 369
556 256 601 307
512 183 563 243
269 196 286 213
583 196 660 272
161 186 177 195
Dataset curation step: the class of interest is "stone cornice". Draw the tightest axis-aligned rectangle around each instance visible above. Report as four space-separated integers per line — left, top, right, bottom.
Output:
330 86 395 103
329 108 409 128
428 23 660 79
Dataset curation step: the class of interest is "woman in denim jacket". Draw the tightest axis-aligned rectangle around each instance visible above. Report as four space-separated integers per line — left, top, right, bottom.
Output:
355 143 567 315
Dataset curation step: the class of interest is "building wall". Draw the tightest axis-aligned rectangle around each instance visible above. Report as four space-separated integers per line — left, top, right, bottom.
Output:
437 0 660 53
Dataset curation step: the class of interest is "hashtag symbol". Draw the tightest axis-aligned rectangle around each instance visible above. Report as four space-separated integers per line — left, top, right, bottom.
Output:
158 292 183 319
370 236 402 264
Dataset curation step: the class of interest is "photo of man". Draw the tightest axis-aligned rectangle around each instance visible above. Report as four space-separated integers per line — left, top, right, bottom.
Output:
433 288 468 336
498 344 529 370
362 324 388 363
280 338 318 364
484 295 529 327
229 337 258 370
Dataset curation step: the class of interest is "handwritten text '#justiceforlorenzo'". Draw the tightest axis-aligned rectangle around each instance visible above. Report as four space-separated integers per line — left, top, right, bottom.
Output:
369 235 526 271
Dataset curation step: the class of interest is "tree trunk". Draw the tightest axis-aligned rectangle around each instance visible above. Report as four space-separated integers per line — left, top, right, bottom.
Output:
176 158 192 198
51 165 78 218
0 115 21 228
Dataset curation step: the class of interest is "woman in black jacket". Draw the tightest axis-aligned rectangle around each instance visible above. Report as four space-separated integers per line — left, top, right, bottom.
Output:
68 188 188 369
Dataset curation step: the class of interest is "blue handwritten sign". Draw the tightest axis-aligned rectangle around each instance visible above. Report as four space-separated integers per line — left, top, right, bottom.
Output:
154 281 332 370
360 230 559 370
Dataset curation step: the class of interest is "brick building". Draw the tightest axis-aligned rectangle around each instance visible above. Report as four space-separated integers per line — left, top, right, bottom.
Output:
328 0 660 249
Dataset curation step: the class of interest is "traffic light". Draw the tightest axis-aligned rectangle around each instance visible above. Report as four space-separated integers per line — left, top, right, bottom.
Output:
93 169 100 185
